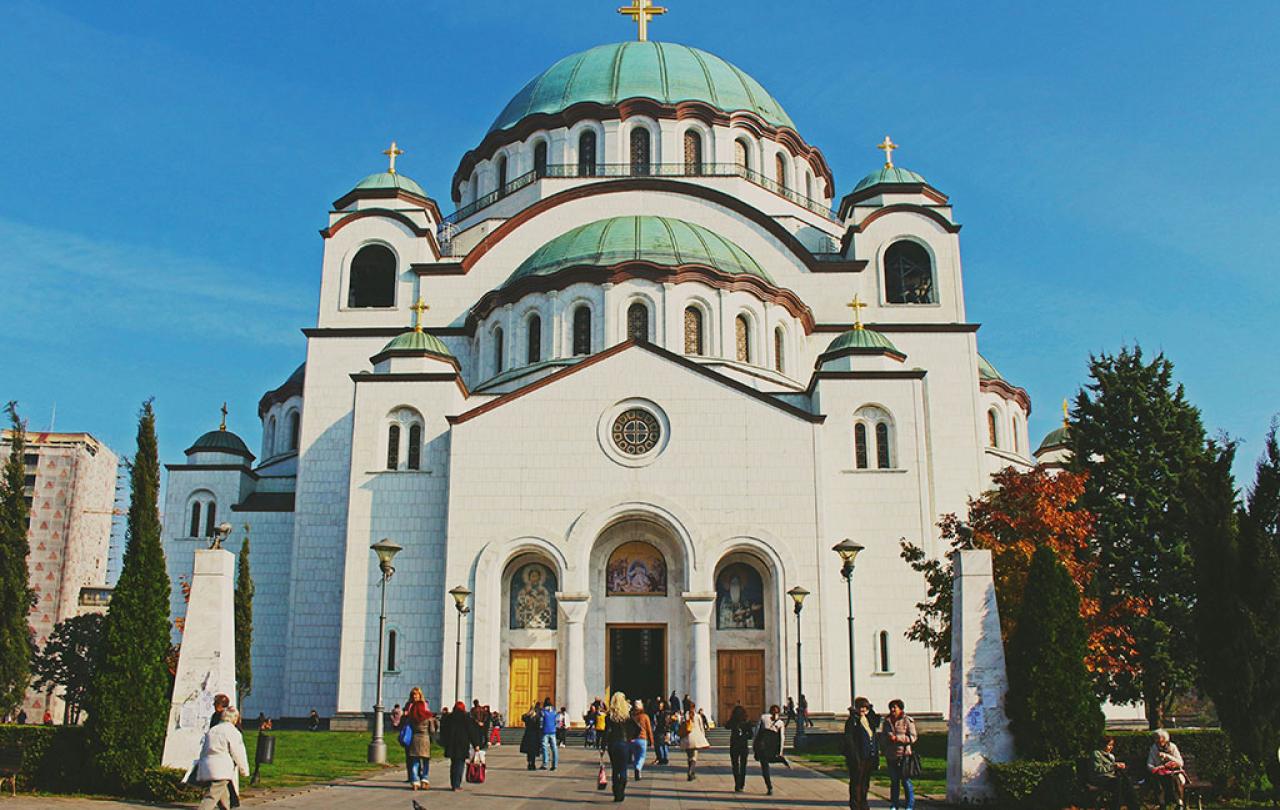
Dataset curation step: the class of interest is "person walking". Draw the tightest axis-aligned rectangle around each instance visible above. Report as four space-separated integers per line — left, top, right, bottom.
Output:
631 700 654 781
209 693 231 728
604 692 639 803
472 705 492 767
726 705 753 792
519 703 542 771
584 703 598 749
539 699 559 770
441 701 480 791
652 699 670 765
595 700 608 751
668 691 681 713
194 706 249 810
880 699 919 810
842 697 879 810
404 688 437 790
556 706 568 747
754 704 787 795
798 694 812 730
677 699 710 781
389 703 403 730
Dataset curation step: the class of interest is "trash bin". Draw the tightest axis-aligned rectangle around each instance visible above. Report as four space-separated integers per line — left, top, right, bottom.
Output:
255 734 275 765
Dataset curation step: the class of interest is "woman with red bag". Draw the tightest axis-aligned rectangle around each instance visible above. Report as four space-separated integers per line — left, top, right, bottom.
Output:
441 701 481 791
604 692 640 803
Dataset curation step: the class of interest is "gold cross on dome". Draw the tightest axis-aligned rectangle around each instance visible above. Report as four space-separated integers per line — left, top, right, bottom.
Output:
845 293 868 330
219 402 228 431
1062 398 1070 427
619 0 667 41
877 135 898 169
382 140 404 174
410 295 430 332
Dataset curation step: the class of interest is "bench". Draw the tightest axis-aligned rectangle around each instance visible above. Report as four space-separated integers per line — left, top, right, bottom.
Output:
0 744 21 797
1078 756 1145 810
1142 752 1213 810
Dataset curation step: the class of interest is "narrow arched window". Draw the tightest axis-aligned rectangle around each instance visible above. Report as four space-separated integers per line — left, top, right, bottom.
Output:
855 405 895 469
572 306 592 356
734 138 749 171
204 501 217 537
526 315 542 364
884 240 937 304
578 131 597 177
683 307 704 355
387 630 397 671
879 630 891 673
683 130 703 175
496 155 508 192
804 172 813 200
626 302 649 342
533 142 548 177
288 411 300 451
189 501 202 538
1012 415 1020 453
630 128 651 176
407 424 422 471
987 409 999 447
387 424 400 470
265 416 276 456
854 423 869 469
876 422 891 469
774 327 785 373
775 153 788 189
347 244 396 308
735 315 751 362
493 326 505 372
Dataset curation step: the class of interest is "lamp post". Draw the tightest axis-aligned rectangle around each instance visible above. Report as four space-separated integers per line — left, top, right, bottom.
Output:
449 585 472 702
832 539 865 710
367 538 402 764
786 586 809 733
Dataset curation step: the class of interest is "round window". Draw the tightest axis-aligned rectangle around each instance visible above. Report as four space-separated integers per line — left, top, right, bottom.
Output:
611 409 661 456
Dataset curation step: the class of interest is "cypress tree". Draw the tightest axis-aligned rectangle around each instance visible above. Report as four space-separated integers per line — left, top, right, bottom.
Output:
1005 544 1104 761
0 402 35 714
1069 346 1206 728
234 523 253 707
86 400 171 791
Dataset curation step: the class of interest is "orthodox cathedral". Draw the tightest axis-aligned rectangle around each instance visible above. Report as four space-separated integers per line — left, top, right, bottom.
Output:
162 6 1061 723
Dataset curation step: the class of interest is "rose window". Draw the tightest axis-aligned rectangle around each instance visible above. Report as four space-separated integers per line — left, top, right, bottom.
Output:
611 409 661 455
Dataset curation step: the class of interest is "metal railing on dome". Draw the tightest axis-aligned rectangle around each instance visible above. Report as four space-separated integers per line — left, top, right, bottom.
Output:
439 162 838 228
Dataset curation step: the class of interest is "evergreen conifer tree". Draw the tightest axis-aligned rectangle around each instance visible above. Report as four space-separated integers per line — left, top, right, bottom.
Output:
1069 346 1206 727
234 523 253 707
1005 544 1103 761
86 401 171 791
0 402 35 714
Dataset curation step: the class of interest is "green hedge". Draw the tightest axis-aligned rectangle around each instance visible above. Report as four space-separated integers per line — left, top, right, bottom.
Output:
988 760 1080 809
793 729 947 758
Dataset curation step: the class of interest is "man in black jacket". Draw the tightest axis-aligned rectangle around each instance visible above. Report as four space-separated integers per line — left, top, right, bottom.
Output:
842 697 879 810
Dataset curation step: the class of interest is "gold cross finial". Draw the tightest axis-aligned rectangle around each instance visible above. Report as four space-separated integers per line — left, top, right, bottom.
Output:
618 0 667 41
877 135 899 169
1062 398 1070 428
410 295 429 333
845 293 868 330
383 140 404 174
219 402 228 431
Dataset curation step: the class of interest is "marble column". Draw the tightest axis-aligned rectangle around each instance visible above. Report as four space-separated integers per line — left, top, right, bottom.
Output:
683 593 716 714
557 592 590 724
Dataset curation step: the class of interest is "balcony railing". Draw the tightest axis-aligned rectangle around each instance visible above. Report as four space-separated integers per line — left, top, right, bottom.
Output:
440 162 838 227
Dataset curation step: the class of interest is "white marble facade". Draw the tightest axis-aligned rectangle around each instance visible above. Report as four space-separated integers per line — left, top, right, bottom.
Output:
161 36 1060 723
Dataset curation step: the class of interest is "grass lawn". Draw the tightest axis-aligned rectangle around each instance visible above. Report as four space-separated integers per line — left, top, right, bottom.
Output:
795 753 947 798
240 730 441 790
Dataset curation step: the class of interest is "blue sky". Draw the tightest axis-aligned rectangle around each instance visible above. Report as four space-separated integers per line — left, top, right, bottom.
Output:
2 0 1277 485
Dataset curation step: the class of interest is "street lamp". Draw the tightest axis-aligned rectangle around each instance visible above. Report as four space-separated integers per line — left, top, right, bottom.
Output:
449 585 472 702
787 586 809 733
367 538 402 764
832 539 865 711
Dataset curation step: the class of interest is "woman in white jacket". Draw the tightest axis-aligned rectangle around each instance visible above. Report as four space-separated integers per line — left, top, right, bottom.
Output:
196 706 250 810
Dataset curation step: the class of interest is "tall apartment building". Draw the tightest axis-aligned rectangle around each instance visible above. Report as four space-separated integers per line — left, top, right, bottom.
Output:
2 430 118 721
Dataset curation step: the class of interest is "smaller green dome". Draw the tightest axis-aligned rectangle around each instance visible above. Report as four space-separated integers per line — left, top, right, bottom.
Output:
978 353 1004 381
826 327 902 355
353 171 428 199
852 165 928 192
187 429 253 459
1036 425 1071 455
381 329 454 357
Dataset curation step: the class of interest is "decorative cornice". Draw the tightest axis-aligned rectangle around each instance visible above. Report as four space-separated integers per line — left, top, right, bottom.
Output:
842 204 961 237
350 371 470 398
980 377 1032 414
452 99 835 202
815 346 908 365
321 209 442 259
331 187 443 221
164 463 259 480
366 348 462 372
805 368 927 397
411 262 467 276
838 182 949 215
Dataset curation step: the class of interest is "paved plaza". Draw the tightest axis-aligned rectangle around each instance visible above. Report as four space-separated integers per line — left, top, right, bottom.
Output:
6 743 896 808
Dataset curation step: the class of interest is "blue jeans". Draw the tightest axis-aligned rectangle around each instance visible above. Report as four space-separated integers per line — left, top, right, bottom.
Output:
407 755 429 784
631 739 648 775
887 757 915 809
655 739 669 763
540 732 558 767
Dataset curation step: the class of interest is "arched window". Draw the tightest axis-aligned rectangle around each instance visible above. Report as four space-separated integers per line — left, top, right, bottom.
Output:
578 131 597 177
735 315 751 362
734 138 750 171
804 171 813 200
265 416 276 457
533 142 548 177
496 155 508 192
1011 415 1020 453
879 630 892 673
386 629 397 671
774 327 785 373
288 411 300 451
572 306 592 356
189 501 202 538
683 306 704 355
875 422 891 469
683 130 703 175
407 424 422 471
526 315 542 364
347 244 396 308
884 240 937 304
630 128 651 176
987 409 1000 448
386 424 400 470
204 501 217 537
854 423 869 469
493 326 505 372
775 153 788 189
855 406 895 469
626 302 649 342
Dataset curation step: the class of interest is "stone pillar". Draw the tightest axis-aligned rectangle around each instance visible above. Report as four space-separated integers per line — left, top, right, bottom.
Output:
162 549 237 769
683 593 715 713
557 592 590 724
946 550 1015 803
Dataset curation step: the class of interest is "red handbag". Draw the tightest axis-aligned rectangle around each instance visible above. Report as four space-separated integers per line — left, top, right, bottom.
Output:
466 760 486 783
597 757 608 790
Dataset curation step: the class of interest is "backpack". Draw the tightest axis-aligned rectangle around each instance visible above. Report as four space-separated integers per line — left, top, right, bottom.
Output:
398 722 413 747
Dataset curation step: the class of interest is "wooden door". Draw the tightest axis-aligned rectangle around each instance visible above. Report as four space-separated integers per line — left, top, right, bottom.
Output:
509 650 556 719
717 650 765 723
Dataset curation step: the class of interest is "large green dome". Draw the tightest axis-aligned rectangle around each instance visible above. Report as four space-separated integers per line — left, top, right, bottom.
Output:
490 42 795 134
507 215 772 286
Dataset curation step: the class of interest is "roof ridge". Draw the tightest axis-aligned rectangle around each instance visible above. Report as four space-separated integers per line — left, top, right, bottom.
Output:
559 48 591 111
686 46 721 109
653 42 671 102
610 42 628 103
655 215 681 265
681 217 721 273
